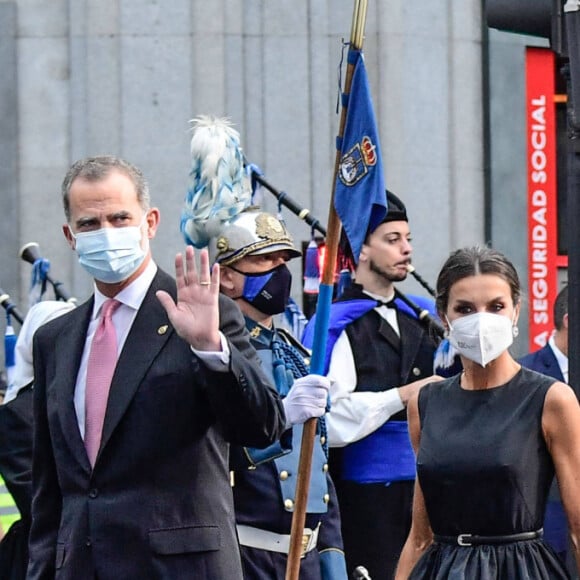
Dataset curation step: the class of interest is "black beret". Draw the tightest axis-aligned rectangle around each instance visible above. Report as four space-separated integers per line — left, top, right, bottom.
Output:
382 190 408 223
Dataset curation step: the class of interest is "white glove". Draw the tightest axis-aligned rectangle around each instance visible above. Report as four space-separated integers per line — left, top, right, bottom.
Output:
282 374 330 428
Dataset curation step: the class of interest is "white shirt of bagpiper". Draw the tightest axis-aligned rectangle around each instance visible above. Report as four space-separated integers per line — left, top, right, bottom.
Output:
325 290 404 448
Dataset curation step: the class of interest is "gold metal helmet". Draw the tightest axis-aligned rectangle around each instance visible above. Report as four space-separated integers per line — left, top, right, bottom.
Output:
209 208 301 266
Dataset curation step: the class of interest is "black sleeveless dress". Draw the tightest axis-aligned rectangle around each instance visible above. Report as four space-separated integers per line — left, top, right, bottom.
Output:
410 367 570 579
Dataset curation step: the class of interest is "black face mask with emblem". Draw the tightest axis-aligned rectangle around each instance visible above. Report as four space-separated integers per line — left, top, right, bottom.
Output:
231 263 292 316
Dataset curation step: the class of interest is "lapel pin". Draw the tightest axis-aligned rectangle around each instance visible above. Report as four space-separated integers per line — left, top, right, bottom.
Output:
157 325 169 335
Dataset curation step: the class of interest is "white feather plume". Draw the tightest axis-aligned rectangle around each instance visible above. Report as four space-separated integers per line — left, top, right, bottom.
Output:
433 338 458 371
181 115 252 248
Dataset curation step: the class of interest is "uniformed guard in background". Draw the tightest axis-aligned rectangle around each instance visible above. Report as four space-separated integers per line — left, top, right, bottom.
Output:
181 116 348 580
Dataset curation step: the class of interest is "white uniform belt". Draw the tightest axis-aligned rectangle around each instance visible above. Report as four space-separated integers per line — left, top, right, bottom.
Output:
236 523 320 556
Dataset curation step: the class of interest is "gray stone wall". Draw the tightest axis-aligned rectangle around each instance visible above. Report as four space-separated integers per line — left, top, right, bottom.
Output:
1 0 485 351
0 2 19 319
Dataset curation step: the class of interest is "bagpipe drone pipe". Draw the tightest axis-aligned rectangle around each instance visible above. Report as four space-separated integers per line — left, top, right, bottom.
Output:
0 289 21 394
0 243 78 393
0 290 23 327
19 242 77 305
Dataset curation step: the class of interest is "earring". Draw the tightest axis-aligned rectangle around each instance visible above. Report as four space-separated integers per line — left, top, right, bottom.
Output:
512 325 519 338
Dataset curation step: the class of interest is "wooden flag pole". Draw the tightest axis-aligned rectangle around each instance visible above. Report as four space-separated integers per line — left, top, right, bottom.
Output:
284 1 369 578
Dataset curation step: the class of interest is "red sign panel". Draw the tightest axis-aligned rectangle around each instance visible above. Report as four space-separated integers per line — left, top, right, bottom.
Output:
525 48 558 351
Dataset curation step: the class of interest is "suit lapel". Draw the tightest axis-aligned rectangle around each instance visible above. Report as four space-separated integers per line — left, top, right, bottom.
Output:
540 345 565 382
98 271 175 458
55 299 94 473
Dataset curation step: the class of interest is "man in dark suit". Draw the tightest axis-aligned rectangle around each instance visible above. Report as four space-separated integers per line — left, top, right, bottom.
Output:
28 156 286 579
520 285 568 383
520 285 573 574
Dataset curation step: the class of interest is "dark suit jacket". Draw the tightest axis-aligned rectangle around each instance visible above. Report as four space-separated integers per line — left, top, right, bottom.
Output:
28 269 285 580
0 385 33 521
519 343 565 383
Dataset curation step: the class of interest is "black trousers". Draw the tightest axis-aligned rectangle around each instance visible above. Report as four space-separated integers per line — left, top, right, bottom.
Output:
336 479 413 580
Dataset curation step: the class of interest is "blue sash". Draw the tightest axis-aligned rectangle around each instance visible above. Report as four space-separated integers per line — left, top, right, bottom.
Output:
341 421 416 484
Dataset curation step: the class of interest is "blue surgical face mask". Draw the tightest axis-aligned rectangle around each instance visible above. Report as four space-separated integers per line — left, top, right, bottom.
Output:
69 217 148 284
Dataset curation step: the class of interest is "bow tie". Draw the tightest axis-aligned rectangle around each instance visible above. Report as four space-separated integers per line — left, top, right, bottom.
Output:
376 298 397 309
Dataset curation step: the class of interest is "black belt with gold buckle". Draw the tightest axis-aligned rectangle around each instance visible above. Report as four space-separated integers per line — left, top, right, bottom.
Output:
434 529 543 547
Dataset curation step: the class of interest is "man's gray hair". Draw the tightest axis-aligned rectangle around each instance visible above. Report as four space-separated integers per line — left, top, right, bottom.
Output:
62 156 150 222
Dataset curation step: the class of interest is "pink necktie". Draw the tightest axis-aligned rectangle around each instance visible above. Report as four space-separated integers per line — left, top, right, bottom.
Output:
85 299 121 467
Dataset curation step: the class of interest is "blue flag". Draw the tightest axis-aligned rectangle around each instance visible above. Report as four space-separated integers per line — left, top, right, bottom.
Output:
334 48 387 262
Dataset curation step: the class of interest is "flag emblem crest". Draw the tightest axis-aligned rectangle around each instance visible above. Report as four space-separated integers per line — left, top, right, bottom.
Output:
338 136 378 186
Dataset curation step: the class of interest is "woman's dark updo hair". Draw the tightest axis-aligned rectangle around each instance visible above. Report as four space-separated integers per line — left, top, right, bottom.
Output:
435 246 521 315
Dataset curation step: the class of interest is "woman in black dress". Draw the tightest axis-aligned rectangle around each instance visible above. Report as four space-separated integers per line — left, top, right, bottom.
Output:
396 246 580 579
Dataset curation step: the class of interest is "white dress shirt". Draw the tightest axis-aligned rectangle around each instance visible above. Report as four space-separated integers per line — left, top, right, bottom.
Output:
326 290 405 447
549 334 568 383
74 261 229 438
